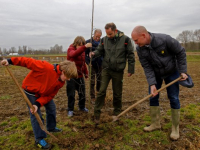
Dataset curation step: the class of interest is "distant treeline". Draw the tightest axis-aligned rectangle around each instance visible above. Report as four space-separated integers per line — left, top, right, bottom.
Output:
176 29 200 51
0 44 65 55
1 29 200 55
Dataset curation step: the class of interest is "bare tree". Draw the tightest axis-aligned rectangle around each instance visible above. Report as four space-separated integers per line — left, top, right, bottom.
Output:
23 45 27 54
193 29 200 50
194 29 200 42
18 46 23 54
50 44 63 54
176 30 193 49
27 47 33 54
10 47 16 53
3 48 7 54
28 49 33 54
176 30 193 43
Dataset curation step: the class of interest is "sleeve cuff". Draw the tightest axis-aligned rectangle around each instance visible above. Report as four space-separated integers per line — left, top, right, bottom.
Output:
7 59 13 65
34 101 41 108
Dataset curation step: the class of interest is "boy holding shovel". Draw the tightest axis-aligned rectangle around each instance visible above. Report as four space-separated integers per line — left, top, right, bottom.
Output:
1 57 78 149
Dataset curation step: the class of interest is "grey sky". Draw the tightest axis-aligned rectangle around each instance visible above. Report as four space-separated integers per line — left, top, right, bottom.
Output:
0 0 199 51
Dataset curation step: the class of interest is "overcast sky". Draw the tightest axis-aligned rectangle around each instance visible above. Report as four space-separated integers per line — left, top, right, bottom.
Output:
0 0 199 51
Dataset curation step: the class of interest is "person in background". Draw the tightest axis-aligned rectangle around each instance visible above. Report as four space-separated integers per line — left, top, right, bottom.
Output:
1 57 78 149
66 36 92 117
85 29 102 104
131 25 188 140
90 23 135 123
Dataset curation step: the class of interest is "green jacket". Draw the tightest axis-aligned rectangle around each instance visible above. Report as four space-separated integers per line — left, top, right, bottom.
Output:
93 30 135 73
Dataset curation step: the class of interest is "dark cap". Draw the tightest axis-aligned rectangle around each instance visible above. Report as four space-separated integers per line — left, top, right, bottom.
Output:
179 74 194 88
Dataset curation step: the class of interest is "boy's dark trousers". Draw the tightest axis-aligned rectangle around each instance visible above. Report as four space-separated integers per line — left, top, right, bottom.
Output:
67 77 86 111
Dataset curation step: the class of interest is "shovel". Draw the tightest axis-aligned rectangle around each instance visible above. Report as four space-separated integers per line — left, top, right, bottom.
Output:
112 76 182 122
4 65 59 141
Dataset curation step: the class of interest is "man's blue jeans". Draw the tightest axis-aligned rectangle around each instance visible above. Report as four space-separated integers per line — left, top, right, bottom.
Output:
25 92 56 140
149 70 180 109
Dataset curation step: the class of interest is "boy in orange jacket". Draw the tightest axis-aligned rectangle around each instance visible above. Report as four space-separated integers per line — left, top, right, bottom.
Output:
1 57 77 149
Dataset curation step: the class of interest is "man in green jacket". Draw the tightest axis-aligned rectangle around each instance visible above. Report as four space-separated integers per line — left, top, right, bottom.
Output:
90 22 135 123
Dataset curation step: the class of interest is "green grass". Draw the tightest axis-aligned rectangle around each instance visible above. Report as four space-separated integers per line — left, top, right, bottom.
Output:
182 103 200 120
10 116 19 122
84 119 95 125
72 121 81 127
1 103 200 149
163 122 172 130
186 50 200 52
0 121 8 126
18 119 32 130
187 55 200 62
0 95 11 100
192 126 200 133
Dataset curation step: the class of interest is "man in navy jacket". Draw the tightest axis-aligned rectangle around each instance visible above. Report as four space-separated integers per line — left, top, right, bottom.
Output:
131 25 188 141
85 29 102 104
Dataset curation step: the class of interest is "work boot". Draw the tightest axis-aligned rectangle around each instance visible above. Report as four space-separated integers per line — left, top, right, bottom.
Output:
170 108 180 140
144 106 161 132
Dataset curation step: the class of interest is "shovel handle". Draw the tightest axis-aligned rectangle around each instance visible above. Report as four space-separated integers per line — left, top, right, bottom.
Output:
5 65 59 141
116 76 182 119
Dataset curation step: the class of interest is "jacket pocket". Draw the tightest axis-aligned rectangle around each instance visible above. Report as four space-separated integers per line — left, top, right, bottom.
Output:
116 58 126 71
164 57 176 74
102 57 109 68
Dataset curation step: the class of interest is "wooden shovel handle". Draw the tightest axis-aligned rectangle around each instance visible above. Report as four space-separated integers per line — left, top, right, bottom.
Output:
116 76 182 119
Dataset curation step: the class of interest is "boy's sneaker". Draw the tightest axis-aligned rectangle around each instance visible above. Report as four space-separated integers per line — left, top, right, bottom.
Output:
48 127 62 132
79 108 89 112
35 139 51 149
68 111 73 117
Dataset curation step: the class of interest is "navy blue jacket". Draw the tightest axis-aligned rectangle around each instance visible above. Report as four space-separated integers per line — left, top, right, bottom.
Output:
85 39 102 69
137 32 187 86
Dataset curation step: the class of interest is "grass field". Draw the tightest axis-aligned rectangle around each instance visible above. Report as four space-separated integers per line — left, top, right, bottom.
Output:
0 53 200 149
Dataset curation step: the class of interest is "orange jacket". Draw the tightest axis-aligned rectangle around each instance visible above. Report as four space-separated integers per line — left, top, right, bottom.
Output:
10 57 65 107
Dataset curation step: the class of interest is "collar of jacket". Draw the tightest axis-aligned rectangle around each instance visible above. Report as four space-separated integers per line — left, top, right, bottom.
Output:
117 30 124 38
148 32 154 46
55 64 62 75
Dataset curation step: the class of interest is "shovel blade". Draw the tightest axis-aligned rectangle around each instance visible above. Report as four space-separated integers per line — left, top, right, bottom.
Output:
112 116 118 122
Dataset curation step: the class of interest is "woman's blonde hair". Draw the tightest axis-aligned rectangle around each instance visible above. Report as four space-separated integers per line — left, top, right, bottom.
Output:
59 60 78 78
72 36 86 47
